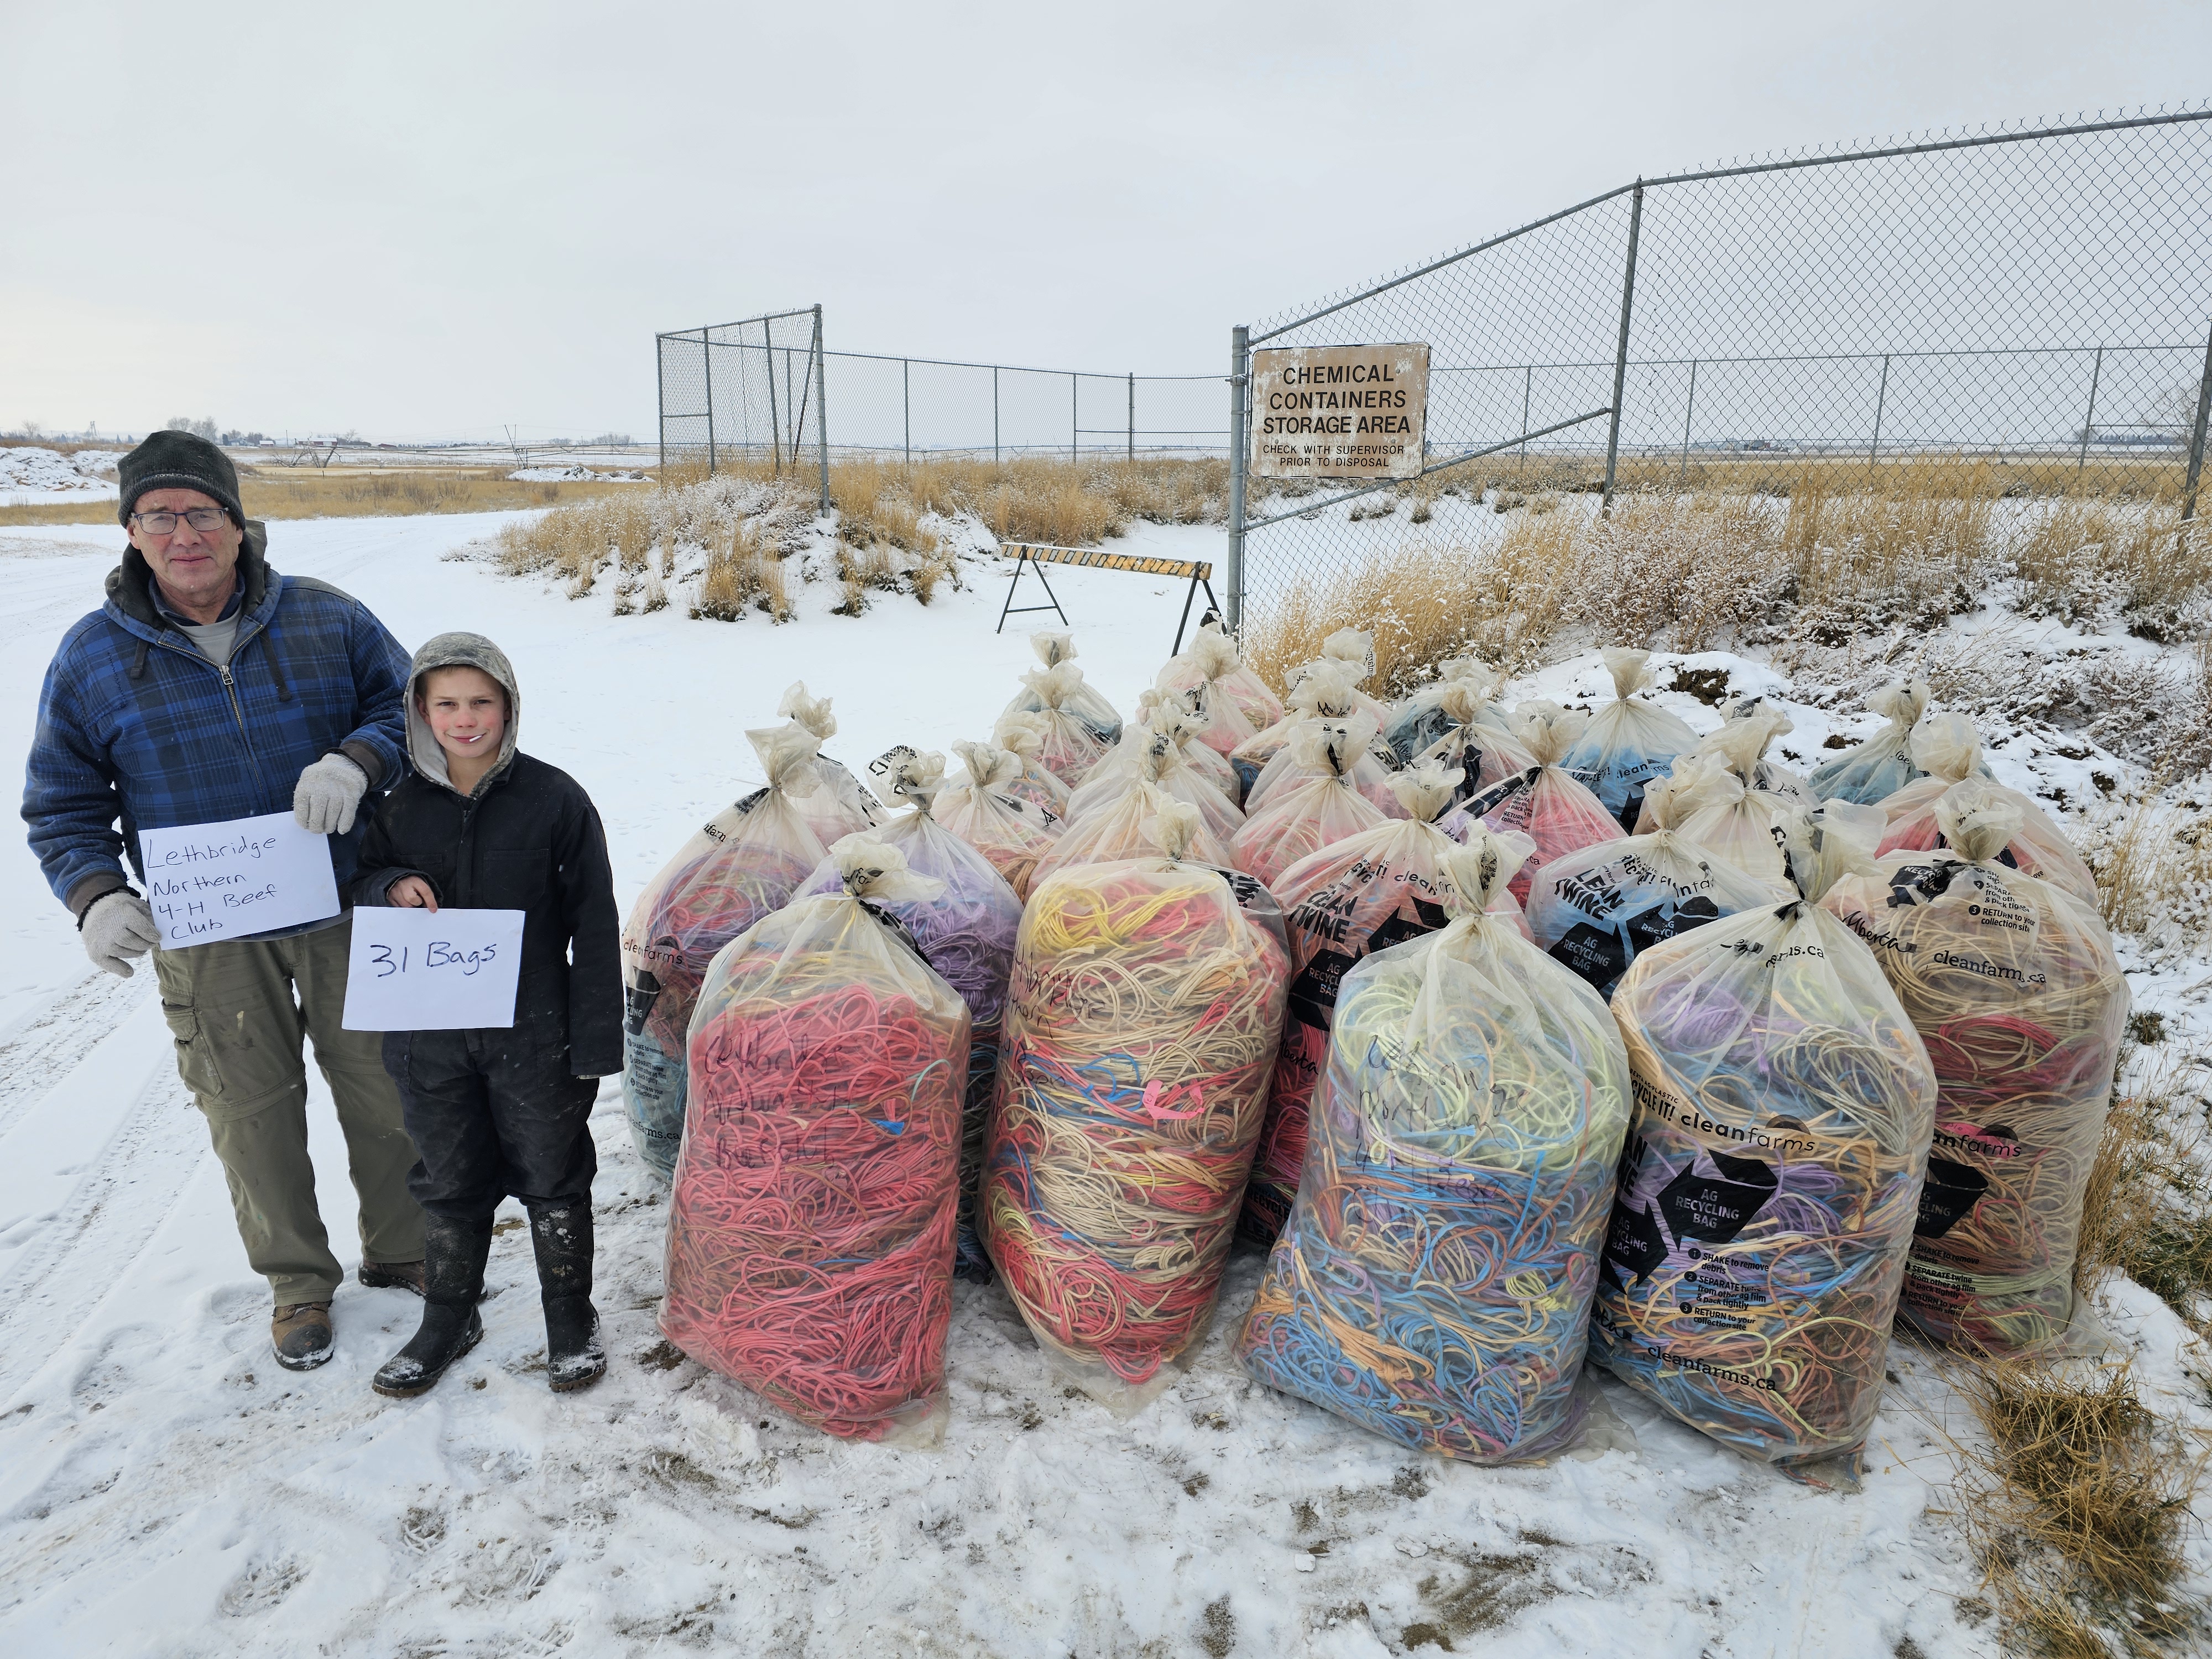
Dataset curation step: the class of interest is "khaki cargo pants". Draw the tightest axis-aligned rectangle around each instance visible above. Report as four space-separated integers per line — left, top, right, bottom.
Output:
154 916 425 1307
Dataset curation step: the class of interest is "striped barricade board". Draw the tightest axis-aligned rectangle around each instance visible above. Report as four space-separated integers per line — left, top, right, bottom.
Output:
994 541 1220 655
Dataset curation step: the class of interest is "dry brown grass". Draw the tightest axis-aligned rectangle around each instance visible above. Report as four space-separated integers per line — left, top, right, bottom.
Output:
1949 1357 2206 1655
0 466 644 526
689 521 793 624
2085 782 2212 937
2013 492 2210 638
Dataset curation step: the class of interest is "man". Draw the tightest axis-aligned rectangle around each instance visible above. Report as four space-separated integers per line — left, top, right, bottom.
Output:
24 429 425 1373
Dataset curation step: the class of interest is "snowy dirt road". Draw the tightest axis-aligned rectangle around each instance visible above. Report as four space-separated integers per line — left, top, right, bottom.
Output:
0 513 2201 1658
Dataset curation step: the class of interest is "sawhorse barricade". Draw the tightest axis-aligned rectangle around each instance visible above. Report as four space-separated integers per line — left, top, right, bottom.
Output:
994 541 1221 655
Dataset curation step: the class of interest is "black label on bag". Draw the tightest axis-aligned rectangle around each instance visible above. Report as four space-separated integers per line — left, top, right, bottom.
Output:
1614 785 1645 834
1287 947 1355 1030
1626 894 1718 954
1886 860 1959 909
1550 921 1629 992
1458 766 1539 817
1604 1188 1671 1287
1657 1150 1778 1245
623 973 662 1037
1914 1156 1991 1238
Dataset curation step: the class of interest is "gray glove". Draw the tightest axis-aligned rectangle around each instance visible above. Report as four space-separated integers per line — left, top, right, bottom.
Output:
294 753 369 835
83 891 160 979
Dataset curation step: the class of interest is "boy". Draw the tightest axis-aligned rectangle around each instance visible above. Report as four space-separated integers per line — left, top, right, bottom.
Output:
351 633 621 1396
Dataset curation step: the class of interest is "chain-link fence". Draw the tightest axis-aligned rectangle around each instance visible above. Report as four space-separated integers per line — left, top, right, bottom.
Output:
658 307 1228 494
1226 107 2212 624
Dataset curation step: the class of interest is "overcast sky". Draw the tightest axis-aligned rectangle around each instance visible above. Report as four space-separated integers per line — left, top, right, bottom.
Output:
4 1 2207 444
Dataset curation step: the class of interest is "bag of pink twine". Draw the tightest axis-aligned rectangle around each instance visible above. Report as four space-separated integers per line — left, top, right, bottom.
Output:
620 722 831 1181
662 834 969 1442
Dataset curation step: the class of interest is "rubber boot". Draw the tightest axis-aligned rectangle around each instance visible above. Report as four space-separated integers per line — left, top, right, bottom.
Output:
372 1215 491 1399
530 1201 605 1393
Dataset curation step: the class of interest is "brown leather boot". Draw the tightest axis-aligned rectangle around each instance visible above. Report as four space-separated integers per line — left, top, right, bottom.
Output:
272 1303 334 1371
359 1260 425 1295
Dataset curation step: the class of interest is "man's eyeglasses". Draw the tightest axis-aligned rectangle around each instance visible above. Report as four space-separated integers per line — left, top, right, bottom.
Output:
131 508 231 535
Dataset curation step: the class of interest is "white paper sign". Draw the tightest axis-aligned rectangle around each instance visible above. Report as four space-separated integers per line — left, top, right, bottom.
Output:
341 907 526 1032
138 811 341 948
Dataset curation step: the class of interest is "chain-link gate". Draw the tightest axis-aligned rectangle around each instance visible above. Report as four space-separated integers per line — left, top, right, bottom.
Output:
1225 107 2212 628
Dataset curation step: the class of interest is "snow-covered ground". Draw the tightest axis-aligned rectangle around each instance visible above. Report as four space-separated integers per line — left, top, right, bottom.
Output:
0 511 2204 1657
1 447 123 506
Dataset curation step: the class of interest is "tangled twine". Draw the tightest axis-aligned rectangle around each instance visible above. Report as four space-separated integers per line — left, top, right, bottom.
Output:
1239 907 1630 1462
1590 900 1936 1465
982 860 1288 1397
661 920 967 1439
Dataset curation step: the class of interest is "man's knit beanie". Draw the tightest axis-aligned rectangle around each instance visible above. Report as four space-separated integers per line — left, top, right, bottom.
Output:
117 430 244 529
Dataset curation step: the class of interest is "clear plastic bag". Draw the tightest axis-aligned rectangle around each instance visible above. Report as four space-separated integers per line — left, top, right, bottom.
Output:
1665 726 1794 885
999 631 1124 764
990 711 1075 818
1230 713 1391 888
1411 714 1541 806
1231 660 1360 802
1805 681 1987 805
1559 648 1700 831
1524 766 1782 1001
661 835 969 1439
1239 828 1633 1464
1154 625 1263 757
1013 661 1115 786
982 808 1290 1410
1316 627 1394 725
1246 708 1407 821
1444 702 1621 908
1156 619 1283 733
1590 805 1938 1468
1066 709 1245 846
1383 656 1511 765
799 755 1024 1285
935 741 1065 902
1244 765 1532 1242
776 680 886 837
1031 768 1238 890
1822 780 2128 1354
622 724 832 1181
1872 714 2099 906
1719 696 1815 804
1133 688 1244 802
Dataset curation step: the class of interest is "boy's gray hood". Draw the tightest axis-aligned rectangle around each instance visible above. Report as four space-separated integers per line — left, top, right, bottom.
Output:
407 631 520 794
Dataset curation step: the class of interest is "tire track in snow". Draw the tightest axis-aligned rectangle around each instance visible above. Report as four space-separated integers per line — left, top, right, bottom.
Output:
0 1062 206 1404
0 973 153 1140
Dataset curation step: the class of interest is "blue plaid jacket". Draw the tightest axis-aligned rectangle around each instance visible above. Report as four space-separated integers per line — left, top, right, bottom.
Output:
24 526 412 921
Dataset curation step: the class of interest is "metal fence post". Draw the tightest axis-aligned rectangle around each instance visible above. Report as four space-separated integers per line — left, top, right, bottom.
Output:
1520 366 1531 470
1071 373 1078 462
1128 372 1135 460
993 367 1000 465
701 327 716 477
812 304 830 514
1870 353 1892 462
2075 346 2104 476
1600 180 1644 515
764 326 781 476
2181 314 2212 534
655 333 666 478
1678 359 1698 481
1227 325 1249 633
903 358 911 466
